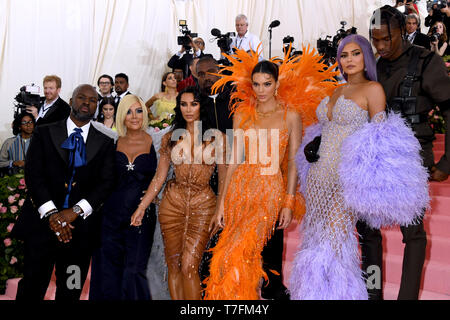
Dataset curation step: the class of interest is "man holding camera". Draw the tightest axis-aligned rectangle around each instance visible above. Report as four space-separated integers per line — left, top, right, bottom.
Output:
168 35 205 79
425 1 450 36
26 75 71 127
360 5 450 300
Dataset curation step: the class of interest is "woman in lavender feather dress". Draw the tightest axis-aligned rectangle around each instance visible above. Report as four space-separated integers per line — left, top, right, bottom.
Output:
289 35 429 300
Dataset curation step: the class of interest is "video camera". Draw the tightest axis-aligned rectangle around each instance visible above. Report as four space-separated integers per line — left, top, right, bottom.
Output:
429 25 441 42
14 84 41 118
178 20 198 51
211 28 236 53
282 35 302 58
317 21 357 65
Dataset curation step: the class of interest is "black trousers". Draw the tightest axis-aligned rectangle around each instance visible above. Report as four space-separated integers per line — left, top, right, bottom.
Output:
357 211 427 300
16 229 92 301
261 226 288 299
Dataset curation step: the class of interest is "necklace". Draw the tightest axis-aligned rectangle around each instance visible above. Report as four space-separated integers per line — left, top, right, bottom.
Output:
256 105 278 117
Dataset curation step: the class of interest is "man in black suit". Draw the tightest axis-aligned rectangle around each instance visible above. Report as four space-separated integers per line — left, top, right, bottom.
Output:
406 13 431 50
114 73 131 107
26 75 71 126
168 37 205 79
12 84 116 300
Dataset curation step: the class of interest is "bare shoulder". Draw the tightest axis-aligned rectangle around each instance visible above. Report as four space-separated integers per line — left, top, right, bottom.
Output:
286 109 301 123
364 81 385 96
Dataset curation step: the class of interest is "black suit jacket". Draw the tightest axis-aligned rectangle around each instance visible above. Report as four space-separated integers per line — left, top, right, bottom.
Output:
413 32 431 50
11 119 116 242
202 84 234 134
35 97 71 127
168 51 205 79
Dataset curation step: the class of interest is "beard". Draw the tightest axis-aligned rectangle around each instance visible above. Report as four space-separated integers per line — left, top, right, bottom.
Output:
72 106 95 122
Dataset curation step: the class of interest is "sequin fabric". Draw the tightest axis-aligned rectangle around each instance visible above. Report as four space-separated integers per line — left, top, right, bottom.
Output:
290 95 374 300
204 126 289 300
158 132 221 280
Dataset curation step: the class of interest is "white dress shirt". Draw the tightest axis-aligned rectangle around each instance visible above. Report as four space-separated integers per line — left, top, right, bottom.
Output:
36 97 58 120
230 31 263 59
38 117 93 219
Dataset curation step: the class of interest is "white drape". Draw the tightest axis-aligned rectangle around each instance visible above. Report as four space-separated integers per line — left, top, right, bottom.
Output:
0 0 427 142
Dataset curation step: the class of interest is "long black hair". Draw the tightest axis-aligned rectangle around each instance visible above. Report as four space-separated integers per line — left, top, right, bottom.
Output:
170 86 212 147
97 96 116 124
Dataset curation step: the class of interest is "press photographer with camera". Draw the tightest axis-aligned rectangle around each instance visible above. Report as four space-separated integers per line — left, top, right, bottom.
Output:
395 0 419 15
0 112 35 175
425 1 450 35
24 75 71 127
167 20 205 79
428 20 449 55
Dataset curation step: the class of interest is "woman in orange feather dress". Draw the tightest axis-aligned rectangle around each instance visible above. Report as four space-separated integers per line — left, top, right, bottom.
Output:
204 46 339 300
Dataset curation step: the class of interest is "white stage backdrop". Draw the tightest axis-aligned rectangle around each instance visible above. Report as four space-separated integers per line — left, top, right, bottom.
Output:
0 0 427 142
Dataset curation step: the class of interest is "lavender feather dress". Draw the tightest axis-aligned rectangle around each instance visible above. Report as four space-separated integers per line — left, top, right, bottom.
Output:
289 96 429 300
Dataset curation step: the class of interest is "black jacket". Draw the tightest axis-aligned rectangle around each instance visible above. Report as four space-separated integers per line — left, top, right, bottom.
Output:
35 97 71 127
11 119 116 242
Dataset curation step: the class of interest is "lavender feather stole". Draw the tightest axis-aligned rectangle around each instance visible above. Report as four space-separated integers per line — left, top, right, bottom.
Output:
338 112 430 229
296 123 323 194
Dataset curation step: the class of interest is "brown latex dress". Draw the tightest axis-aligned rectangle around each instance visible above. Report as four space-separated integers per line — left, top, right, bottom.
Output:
158 132 220 289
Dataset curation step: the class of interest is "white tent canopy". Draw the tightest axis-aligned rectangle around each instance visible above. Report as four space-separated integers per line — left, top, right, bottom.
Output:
0 0 428 142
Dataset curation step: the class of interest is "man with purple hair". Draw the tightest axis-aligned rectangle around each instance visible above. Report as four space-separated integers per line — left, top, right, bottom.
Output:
362 5 450 300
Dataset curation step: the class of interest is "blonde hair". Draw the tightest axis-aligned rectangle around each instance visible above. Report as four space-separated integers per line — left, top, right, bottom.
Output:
115 94 148 137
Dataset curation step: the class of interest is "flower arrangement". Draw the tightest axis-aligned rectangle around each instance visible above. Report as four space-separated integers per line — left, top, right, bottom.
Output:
0 173 26 294
443 55 450 76
148 112 175 132
428 106 446 134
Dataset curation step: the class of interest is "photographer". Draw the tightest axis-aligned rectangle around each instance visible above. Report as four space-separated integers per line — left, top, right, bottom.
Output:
168 34 205 79
0 112 35 175
229 14 262 59
395 0 419 15
25 75 70 127
429 21 449 56
425 1 450 35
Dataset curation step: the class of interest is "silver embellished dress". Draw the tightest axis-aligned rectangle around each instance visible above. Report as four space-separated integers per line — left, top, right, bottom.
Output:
291 95 372 300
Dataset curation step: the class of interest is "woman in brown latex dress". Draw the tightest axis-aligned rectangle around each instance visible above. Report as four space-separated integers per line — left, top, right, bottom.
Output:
131 86 227 300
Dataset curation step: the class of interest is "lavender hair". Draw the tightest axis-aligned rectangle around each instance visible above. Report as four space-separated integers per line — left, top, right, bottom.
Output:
336 34 377 82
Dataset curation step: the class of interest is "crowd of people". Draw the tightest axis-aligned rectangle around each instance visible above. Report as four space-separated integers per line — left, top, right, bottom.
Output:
1 6 450 301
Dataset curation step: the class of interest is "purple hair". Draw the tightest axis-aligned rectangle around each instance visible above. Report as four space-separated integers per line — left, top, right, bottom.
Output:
336 34 377 82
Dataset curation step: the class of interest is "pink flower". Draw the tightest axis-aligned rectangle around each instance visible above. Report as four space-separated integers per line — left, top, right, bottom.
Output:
18 199 25 207
10 206 18 214
4 238 12 247
10 257 17 265
7 223 14 233
18 185 25 190
0 207 7 214
162 123 169 128
19 178 25 185
7 186 15 192
14 194 20 198
8 196 15 204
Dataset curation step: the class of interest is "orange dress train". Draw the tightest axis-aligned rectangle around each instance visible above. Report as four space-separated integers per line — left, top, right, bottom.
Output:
204 128 289 300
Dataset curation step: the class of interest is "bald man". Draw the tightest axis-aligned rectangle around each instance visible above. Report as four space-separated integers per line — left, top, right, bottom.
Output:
12 84 116 300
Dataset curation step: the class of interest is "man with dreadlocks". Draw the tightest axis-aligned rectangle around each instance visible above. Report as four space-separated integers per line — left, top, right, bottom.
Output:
358 5 450 300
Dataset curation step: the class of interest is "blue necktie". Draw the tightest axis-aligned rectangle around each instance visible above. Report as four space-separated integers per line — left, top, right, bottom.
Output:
61 128 86 208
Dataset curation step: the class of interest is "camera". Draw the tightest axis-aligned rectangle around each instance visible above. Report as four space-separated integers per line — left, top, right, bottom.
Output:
282 35 302 58
428 26 441 42
317 21 357 65
14 84 41 118
177 20 198 51
211 28 236 53
436 0 448 9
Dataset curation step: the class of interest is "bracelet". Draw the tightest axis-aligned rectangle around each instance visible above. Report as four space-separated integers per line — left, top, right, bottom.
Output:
282 194 295 211
44 209 58 219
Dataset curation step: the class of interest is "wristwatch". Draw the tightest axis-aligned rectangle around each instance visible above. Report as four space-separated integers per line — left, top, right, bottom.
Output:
72 205 83 216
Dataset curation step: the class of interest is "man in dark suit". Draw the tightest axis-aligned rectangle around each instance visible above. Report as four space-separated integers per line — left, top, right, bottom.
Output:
168 37 205 79
12 84 116 300
114 73 131 108
406 13 431 50
26 75 71 126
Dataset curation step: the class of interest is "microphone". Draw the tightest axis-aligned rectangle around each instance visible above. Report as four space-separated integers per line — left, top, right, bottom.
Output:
269 20 280 29
211 28 221 37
